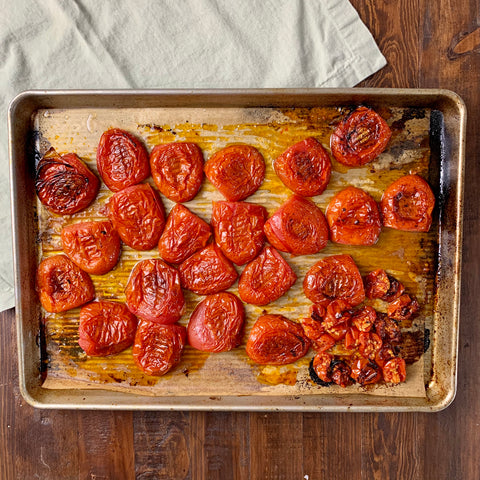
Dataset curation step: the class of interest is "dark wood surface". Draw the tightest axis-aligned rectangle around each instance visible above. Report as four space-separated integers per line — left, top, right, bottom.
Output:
1 1 479 478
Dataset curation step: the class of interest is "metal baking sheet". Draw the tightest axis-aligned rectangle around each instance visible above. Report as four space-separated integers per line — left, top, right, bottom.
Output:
8 89 465 411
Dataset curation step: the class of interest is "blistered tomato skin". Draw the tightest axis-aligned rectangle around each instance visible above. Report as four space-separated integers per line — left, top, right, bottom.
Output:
211 201 267 265
273 137 331 197
35 148 99 215
187 292 245 353
96 128 150 192
78 301 138 356
264 195 329 255
150 142 204 203
246 314 310 365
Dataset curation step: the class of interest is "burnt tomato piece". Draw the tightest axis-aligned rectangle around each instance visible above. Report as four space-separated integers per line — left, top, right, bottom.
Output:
330 359 354 388
350 356 382 386
364 269 405 301
374 313 402 344
387 294 420 322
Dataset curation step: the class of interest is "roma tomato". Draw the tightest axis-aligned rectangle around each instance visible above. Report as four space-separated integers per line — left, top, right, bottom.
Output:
382 357 407 383
204 145 265 201
326 186 381 246
387 294 420 322
158 204 211 264
330 106 391 166
211 201 267 265
273 137 331 197
178 243 238 295
381 174 435 232
61 220 121 275
125 259 185 324
35 148 99 215
133 321 187 376
150 142 204 202
108 183 165 251
246 314 310 365
96 128 150 192
78 301 138 356
238 246 297 306
187 292 245 353
37 255 95 312
264 195 328 255
363 269 405 301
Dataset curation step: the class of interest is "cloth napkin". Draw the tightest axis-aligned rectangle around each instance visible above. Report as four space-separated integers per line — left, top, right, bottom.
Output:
0 0 386 312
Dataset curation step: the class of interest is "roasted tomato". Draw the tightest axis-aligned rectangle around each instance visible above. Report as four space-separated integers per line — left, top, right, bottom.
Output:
351 305 376 333
187 292 245 353
311 352 334 384
150 142 204 203
330 359 354 387
344 327 361 350
125 259 185 324
35 148 99 215
323 299 352 331
246 314 310 365
374 313 402 344
211 201 267 265
381 174 435 232
133 321 186 376
350 356 382 386
238 246 297 306
358 332 383 360
108 183 165 251
300 317 335 352
382 357 407 383
37 255 95 313
78 301 138 356
387 294 420 322
326 186 381 245
330 106 391 167
204 145 265 201
178 243 238 295
96 128 150 192
364 269 405 301
303 254 365 307
158 204 211 264
273 137 331 197
264 195 329 255
375 344 397 368
61 220 121 275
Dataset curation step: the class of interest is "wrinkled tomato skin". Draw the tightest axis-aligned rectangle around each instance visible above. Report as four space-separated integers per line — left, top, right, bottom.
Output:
264 195 329 255
303 254 365 307
246 314 310 365
358 332 383 360
35 148 99 215
299 317 326 349
330 360 353 388
323 299 352 331
350 356 382 386
96 128 150 192
238 246 297 306
330 106 391 167
387 294 420 322
150 142 204 203
158 204 211 264
273 137 331 197
78 301 138 356
351 305 377 333
364 269 405 301
133 321 186 376
178 243 238 295
61 220 121 275
187 292 245 353
108 183 166 251
374 313 402 344
381 174 435 232
326 186 381 245
204 145 265 201
37 255 95 313
125 259 185 324
312 352 333 384
211 201 267 265
382 357 407 383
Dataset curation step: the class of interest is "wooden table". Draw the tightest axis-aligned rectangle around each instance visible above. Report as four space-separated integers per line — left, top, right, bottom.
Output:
1 1 479 478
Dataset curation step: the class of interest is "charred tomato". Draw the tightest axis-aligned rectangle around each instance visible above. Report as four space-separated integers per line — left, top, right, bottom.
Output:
363 269 405 302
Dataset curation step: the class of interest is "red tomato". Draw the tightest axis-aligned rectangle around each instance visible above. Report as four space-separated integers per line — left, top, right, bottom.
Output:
158 204 211 264
326 186 381 246
150 142 204 202
351 306 376 333
323 299 352 331
382 357 407 383
264 195 329 255
125 259 185 324
381 174 435 232
273 137 331 197
238 246 297 306
311 352 333 384
61 220 121 275
211 201 267 265
330 360 353 388
204 145 265 201
78 301 138 356
344 327 361 350
35 148 99 215
133 321 186 376
246 314 310 365
299 317 325 348
350 356 382 386
375 344 396 368
108 183 165 251
96 128 150 192
178 243 238 295
187 292 245 353
330 106 391 166
374 313 402 344
37 255 95 313
387 294 420 322
363 269 405 301
303 254 365 307
358 332 383 360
